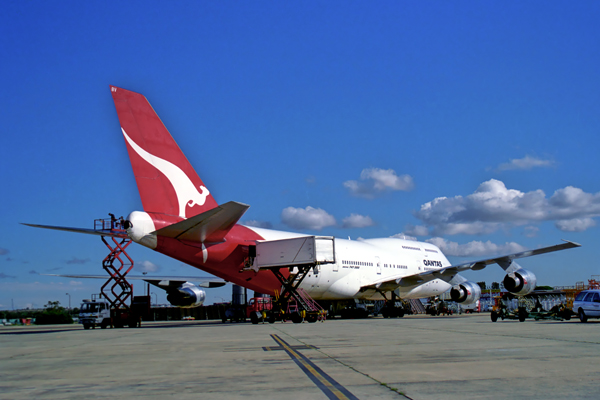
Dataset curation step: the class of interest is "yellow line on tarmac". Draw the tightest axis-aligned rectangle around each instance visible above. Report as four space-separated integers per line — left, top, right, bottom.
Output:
271 334 357 400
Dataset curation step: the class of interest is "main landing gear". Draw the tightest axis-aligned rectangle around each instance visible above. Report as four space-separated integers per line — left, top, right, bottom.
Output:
379 291 406 318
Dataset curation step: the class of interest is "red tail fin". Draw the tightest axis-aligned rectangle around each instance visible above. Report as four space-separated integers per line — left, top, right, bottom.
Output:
110 86 218 218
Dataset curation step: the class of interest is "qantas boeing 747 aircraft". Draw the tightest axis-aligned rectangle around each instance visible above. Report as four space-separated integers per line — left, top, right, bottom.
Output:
27 86 580 317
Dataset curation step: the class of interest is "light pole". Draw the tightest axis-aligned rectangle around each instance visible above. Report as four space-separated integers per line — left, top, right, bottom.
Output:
65 293 71 309
150 292 158 322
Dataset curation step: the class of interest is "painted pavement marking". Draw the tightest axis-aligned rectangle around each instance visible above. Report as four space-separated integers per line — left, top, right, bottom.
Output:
268 334 359 400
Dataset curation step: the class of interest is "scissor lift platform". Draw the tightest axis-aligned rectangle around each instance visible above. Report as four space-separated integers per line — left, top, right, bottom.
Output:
94 215 142 328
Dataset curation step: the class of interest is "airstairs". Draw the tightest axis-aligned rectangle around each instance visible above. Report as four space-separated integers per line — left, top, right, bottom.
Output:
410 299 426 314
271 266 327 323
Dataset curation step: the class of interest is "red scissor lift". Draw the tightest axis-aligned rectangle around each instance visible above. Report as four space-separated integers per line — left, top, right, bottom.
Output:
94 215 145 328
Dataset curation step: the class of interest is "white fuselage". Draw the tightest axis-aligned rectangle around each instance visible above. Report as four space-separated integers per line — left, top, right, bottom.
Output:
248 227 453 301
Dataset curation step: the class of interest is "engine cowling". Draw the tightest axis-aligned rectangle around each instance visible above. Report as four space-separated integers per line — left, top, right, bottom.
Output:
166 284 206 308
503 268 537 296
450 281 482 304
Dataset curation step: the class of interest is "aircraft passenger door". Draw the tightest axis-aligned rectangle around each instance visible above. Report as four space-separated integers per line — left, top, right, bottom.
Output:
376 256 381 275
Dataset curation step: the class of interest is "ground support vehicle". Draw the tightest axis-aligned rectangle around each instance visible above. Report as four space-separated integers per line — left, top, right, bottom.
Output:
78 217 150 329
248 289 326 324
573 289 600 322
425 299 453 316
242 237 330 324
223 305 246 323
490 291 571 322
246 296 273 324
529 303 572 321
490 294 527 322
490 305 528 322
490 292 573 322
79 294 150 329
79 296 111 329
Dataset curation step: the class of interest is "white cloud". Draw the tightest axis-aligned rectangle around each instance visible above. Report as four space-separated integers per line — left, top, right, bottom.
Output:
243 220 273 229
344 168 414 198
555 218 596 232
136 260 159 273
402 224 429 237
497 155 554 171
426 237 527 257
281 206 336 231
523 226 539 238
390 233 417 241
414 179 600 235
342 214 375 229
66 257 90 265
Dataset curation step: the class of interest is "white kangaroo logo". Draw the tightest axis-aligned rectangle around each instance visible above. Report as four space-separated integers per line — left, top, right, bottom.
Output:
122 128 210 219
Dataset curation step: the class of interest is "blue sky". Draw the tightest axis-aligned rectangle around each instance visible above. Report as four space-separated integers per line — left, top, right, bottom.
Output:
2 1 600 309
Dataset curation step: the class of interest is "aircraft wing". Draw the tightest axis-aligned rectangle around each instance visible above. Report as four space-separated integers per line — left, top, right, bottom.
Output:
22 223 128 238
43 274 228 288
361 240 581 292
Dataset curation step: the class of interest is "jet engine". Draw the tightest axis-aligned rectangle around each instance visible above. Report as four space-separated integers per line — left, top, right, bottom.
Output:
449 281 482 304
503 268 537 296
166 284 206 308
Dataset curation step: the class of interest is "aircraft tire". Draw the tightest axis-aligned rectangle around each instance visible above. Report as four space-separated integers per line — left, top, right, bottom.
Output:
490 311 498 322
518 309 527 322
291 312 303 324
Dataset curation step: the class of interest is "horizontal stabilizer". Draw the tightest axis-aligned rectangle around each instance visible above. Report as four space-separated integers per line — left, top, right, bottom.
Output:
154 201 250 243
22 223 128 238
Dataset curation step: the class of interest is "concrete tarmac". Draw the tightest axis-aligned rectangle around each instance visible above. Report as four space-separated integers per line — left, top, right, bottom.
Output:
1 314 600 399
